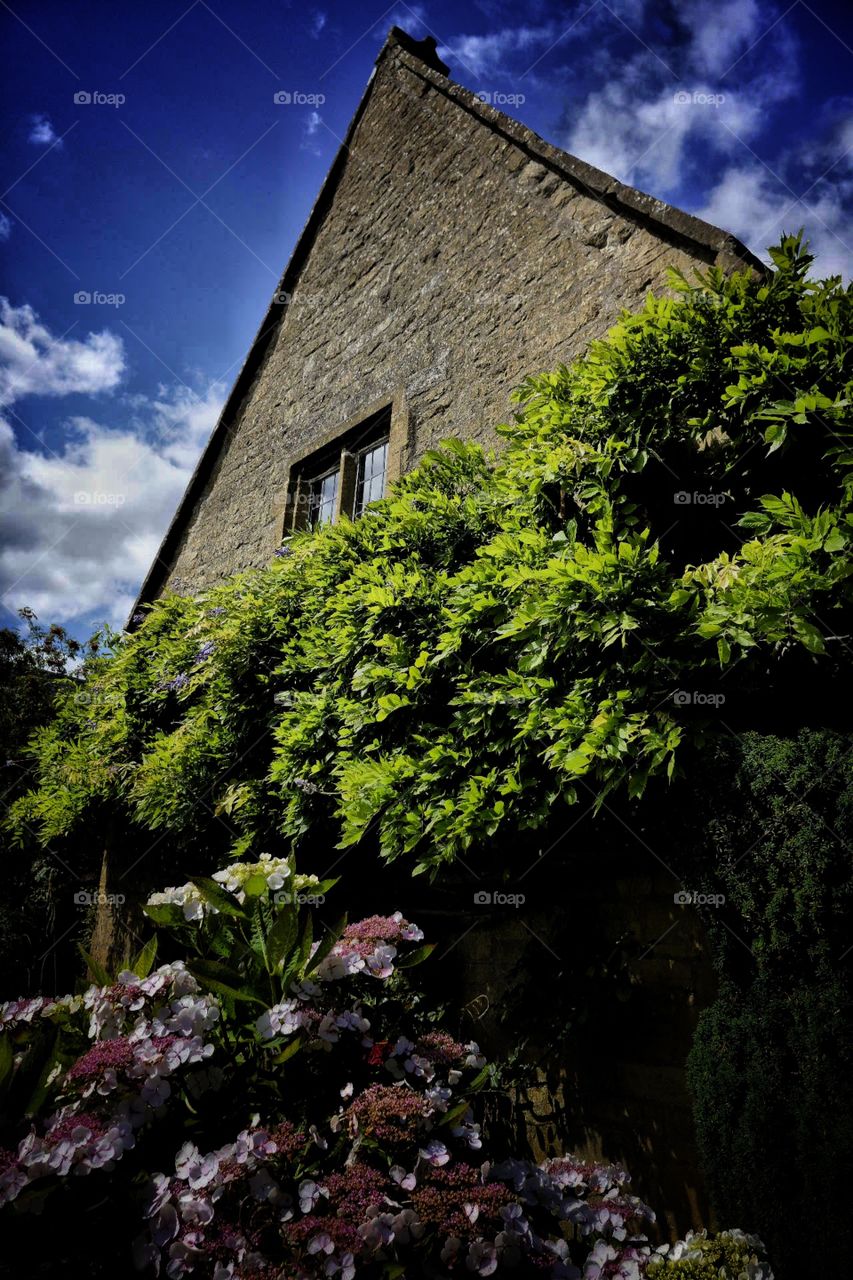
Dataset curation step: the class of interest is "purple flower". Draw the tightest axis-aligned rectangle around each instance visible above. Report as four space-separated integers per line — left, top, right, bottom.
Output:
419 1139 450 1167
294 776 321 794
161 672 189 693
466 1241 498 1275
307 1233 335 1255
390 1164 417 1191
298 1179 327 1213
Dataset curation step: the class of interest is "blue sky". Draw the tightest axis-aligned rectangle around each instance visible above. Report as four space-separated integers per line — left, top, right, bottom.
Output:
1 0 852 639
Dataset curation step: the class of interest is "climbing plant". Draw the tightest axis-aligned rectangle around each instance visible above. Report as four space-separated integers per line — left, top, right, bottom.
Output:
9 234 851 878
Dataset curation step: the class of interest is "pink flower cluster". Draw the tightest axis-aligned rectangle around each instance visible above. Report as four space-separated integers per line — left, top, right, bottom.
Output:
254 915 429 1050
0 992 80 1028
137 985 656 1280
0 963 219 1207
314 912 424 981
99 909 753 1280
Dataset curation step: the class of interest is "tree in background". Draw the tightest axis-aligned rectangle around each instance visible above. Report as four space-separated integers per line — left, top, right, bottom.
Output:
0 610 100 995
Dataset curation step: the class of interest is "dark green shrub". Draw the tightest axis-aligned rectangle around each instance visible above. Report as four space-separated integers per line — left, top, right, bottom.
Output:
682 729 853 1278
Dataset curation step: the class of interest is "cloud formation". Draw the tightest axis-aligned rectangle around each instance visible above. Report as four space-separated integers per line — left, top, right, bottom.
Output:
0 300 223 631
28 115 60 147
0 299 124 408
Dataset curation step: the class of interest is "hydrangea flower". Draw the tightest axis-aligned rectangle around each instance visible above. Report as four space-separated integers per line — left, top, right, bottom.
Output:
419 1139 450 1167
146 883 210 921
212 853 291 898
0 965 220 1208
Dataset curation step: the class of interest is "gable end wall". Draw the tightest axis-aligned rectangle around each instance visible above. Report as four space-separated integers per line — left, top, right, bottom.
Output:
155 43 751 598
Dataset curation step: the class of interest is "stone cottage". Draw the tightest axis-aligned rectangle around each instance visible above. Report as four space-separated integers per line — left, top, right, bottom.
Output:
131 25 759 613
127 26 764 1236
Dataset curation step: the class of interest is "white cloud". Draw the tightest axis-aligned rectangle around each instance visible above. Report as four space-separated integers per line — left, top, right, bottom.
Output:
309 10 326 38
28 114 60 147
698 162 853 279
385 5 428 37
561 0 802 252
300 110 324 156
0 214 11 242
439 23 559 78
565 60 783 193
0 298 125 408
0 300 224 630
684 0 764 77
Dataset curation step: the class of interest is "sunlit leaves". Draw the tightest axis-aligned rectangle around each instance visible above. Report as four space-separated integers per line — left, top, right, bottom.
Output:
8 233 852 874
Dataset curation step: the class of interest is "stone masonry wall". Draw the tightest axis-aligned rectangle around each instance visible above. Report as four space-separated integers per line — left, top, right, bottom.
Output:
159 44 730 596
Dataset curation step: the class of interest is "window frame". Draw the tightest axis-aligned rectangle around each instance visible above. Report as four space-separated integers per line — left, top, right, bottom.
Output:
282 399 403 538
352 436 389 518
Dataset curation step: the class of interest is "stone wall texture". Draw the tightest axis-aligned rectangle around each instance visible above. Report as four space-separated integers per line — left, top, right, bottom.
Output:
149 35 755 600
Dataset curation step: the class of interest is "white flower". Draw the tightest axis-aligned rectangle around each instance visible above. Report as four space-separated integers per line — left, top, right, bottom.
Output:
364 945 396 978
212 854 292 899
315 950 364 981
464 1042 487 1069
178 1193 214 1226
146 884 210 922
256 1000 305 1040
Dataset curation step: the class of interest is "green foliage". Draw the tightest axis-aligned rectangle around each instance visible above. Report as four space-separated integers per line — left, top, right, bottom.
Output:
647 1228 773 1278
0 611 103 995
680 729 853 1279
8 235 853 878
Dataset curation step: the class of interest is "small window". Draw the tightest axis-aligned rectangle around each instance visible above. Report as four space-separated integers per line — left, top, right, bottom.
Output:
354 439 388 517
286 406 391 534
309 468 339 528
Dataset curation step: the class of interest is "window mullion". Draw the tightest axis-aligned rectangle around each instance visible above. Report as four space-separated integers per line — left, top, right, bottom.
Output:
337 450 358 521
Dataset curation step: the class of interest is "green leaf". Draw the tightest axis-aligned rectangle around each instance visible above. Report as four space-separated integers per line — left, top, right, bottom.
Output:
282 914 314 989
0 1033 14 1090
271 1038 303 1064
305 914 347 976
24 1031 66 1117
440 1098 473 1127
242 873 269 898
78 945 111 986
189 877 249 918
130 935 158 979
793 619 826 654
188 959 264 1005
395 943 436 968
267 908 298 972
143 901 186 928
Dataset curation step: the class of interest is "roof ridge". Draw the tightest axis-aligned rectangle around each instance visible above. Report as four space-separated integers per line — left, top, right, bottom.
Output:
385 31 762 273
